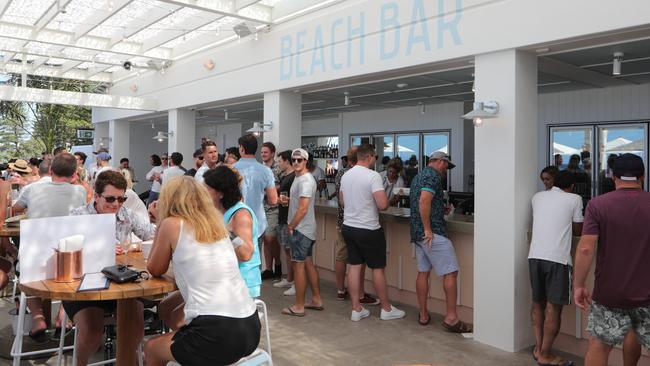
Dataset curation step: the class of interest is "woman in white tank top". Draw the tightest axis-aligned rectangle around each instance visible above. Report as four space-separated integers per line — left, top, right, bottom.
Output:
144 176 260 366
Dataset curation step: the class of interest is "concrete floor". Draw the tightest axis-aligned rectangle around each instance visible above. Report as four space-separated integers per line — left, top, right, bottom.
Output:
0 279 584 366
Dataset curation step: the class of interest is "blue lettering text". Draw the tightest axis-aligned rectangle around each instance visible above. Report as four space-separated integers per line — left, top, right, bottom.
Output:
406 0 432 55
380 2 400 60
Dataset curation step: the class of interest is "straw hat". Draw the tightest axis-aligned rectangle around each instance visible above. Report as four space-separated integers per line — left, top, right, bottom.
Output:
8 159 32 174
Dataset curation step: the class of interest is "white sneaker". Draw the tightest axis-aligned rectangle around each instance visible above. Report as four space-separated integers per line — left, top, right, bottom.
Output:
350 307 370 322
380 305 406 320
273 278 293 288
283 284 295 296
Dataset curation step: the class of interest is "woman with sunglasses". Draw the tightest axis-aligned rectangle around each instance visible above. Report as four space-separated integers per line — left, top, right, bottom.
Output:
145 176 260 366
66 170 156 366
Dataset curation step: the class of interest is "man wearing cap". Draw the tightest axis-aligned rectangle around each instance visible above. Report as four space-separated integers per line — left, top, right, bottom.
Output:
281 148 322 317
574 153 650 365
409 151 472 333
91 152 112 186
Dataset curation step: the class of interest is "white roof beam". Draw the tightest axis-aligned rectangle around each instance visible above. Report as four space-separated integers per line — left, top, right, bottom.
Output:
0 21 170 61
5 62 112 82
72 0 131 41
87 65 112 78
109 4 183 47
0 0 10 19
0 45 114 67
31 56 49 69
157 0 272 25
141 13 222 52
33 0 75 33
0 85 157 110
59 60 83 74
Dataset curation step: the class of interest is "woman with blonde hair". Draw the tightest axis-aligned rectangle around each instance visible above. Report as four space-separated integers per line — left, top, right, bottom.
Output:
145 176 260 366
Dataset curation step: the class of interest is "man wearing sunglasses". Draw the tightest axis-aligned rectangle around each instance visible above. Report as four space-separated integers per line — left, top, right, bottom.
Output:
67 170 155 366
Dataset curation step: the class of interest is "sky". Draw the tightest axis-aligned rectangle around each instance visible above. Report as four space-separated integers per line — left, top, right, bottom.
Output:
553 127 645 150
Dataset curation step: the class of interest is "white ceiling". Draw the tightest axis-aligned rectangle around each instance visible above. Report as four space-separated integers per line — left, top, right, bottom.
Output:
0 0 339 84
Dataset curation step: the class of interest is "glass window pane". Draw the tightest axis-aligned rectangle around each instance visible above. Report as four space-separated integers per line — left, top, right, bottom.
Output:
351 136 371 146
550 127 593 207
597 124 647 195
397 134 420 186
423 132 450 162
374 135 394 171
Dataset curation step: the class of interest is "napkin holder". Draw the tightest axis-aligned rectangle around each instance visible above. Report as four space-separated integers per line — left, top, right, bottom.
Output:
54 249 83 283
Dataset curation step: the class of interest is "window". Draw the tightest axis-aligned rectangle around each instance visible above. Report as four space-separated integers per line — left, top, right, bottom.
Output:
350 130 451 187
549 122 648 202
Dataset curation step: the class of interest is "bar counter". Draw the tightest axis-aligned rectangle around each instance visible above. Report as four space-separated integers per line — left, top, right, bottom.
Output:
311 199 475 325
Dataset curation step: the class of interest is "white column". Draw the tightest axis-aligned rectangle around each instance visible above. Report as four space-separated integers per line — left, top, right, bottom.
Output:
263 91 302 152
473 49 538 352
168 109 196 165
108 120 130 163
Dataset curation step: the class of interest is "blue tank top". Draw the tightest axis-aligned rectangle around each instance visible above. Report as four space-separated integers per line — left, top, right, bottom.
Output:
223 201 262 298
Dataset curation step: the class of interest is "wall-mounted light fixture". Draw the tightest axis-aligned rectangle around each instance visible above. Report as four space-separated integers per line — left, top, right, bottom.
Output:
612 52 624 76
246 121 273 136
344 91 351 106
152 131 174 142
462 101 500 127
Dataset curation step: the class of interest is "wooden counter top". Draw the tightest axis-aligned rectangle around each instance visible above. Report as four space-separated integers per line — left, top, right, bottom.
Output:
314 199 474 234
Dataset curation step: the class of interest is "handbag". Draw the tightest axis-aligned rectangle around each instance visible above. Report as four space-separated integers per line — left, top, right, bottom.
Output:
101 265 141 284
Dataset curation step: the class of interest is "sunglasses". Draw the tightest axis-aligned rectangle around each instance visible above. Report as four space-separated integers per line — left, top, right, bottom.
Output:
101 195 128 203
291 158 304 163
162 158 168 160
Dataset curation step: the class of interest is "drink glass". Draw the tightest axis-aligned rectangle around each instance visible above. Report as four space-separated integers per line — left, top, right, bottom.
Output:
280 192 289 207
117 225 131 265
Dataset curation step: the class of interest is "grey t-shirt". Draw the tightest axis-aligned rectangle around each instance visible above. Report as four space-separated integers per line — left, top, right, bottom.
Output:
288 172 317 240
17 181 86 219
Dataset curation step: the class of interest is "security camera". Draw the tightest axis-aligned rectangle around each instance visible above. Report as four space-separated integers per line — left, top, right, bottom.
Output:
123 61 132 71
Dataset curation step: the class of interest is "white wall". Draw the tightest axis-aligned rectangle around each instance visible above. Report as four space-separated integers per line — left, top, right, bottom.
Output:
129 122 168 194
303 102 466 190
195 123 245 151
537 83 650 188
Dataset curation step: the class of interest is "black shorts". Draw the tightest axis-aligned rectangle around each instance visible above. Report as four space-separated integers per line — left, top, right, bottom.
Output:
341 225 386 269
529 258 572 305
62 300 117 320
171 312 261 366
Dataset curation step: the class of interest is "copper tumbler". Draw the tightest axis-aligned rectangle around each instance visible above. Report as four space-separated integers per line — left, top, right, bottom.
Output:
54 249 83 283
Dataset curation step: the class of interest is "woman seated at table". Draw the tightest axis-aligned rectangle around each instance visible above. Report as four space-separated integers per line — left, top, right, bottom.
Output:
145 176 260 366
65 170 156 366
155 166 261 330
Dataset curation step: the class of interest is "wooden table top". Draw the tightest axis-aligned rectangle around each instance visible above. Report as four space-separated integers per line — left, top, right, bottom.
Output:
19 252 176 301
0 225 19 237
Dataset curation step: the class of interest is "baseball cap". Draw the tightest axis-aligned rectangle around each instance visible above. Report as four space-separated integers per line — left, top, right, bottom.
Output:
96 152 111 161
613 153 644 181
292 148 309 160
429 151 455 169
93 147 109 155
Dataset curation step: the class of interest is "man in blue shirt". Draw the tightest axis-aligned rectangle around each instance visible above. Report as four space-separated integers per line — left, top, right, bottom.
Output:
233 134 278 242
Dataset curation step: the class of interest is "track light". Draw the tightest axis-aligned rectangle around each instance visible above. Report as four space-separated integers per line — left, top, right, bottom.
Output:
613 52 623 76
419 102 425 115
344 91 350 106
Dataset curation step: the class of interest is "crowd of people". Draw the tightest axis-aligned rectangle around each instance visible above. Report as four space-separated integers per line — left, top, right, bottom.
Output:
0 135 647 365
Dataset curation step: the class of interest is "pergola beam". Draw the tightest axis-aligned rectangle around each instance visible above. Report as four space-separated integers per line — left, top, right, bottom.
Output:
72 0 132 41
156 0 272 25
0 0 10 19
0 85 157 110
34 0 75 33
141 12 223 52
109 4 182 47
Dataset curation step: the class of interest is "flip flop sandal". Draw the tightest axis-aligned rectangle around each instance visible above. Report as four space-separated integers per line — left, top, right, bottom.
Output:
537 357 574 366
442 320 473 333
281 307 305 317
418 314 431 326
304 304 324 311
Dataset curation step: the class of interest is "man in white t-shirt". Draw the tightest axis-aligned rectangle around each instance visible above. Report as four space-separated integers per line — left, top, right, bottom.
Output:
529 170 583 365
281 148 322 317
194 140 219 184
12 153 87 340
161 152 186 186
340 144 405 322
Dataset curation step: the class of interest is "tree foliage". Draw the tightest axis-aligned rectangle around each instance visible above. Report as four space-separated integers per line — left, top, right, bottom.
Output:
0 74 95 161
